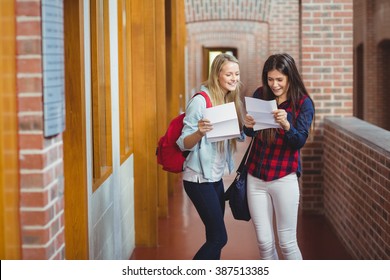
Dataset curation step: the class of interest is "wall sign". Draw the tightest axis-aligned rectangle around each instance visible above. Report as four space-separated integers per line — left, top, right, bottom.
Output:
42 0 65 137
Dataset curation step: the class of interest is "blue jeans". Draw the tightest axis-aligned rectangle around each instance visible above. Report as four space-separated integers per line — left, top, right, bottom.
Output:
183 179 227 260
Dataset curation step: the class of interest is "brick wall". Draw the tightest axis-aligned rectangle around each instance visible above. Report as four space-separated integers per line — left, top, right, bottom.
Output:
16 0 65 260
324 117 390 259
186 20 268 97
300 0 353 212
268 0 300 63
185 0 271 23
184 0 300 102
354 0 390 131
185 0 277 97
185 0 354 213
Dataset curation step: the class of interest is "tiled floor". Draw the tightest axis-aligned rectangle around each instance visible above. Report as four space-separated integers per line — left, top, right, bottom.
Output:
130 140 352 260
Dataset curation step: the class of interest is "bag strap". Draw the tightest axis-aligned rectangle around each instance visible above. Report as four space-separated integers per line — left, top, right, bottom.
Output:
193 91 212 108
189 92 212 151
223 136 255 201
236 137 255 174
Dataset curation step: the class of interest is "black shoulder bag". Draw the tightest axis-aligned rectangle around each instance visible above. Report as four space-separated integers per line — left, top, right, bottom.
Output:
224 137 255 221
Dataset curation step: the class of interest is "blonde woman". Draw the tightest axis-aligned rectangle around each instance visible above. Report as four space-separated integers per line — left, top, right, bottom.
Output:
177 53 245 259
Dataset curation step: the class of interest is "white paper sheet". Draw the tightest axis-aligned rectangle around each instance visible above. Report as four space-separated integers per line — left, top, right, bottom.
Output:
245 97 281 131
202 102 241 142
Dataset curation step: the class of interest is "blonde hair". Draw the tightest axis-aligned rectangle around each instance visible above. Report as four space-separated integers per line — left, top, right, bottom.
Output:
202 53 244 152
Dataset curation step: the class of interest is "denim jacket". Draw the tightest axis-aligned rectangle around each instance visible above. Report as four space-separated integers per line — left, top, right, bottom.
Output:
176 86 242 181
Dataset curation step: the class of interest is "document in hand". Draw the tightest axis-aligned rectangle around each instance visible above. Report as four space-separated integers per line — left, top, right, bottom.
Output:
245 97 281 131
202 102 241 142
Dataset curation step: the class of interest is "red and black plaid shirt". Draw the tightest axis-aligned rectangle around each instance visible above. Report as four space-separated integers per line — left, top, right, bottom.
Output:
244 88 314 181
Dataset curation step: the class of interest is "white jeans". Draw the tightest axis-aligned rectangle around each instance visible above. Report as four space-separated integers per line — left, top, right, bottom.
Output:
247 173 302 260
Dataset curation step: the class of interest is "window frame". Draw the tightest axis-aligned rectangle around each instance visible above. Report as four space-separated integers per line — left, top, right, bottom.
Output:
118 0 134 163
202 47 238 81
90 0 112 191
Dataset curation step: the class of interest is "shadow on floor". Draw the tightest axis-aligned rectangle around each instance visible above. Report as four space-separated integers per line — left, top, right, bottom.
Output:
130 179 352 260
131 139 352 260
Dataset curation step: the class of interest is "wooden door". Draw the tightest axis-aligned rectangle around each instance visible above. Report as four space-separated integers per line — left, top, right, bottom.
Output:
0 0 21 259
63 0 89 259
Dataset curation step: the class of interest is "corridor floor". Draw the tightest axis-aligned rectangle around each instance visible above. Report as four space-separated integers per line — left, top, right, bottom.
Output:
131 140 352 260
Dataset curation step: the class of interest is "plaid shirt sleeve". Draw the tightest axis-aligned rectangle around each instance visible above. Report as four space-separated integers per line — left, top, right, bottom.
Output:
284 97 314 149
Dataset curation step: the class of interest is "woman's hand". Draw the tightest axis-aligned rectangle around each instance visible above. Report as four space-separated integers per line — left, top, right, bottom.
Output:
197 119 212 136
184 118 212 149
244 114 256 128
273 109 290 131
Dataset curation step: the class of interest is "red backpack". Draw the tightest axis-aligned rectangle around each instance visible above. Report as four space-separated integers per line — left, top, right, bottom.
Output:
156 91 212 173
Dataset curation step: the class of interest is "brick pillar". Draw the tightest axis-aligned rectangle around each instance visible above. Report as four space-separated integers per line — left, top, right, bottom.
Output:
16 0 65 260
300 0 354 213
363 0 379 126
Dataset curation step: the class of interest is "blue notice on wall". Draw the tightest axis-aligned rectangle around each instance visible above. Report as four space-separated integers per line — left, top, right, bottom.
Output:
42 0 65 137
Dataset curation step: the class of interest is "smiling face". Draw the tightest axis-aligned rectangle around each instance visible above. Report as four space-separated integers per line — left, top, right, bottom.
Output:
218 61 240 94
267 69 289 104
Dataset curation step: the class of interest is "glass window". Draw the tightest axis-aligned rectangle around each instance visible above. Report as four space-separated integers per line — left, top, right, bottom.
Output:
118 0 133 163
202 47 238 80
90 0 112 190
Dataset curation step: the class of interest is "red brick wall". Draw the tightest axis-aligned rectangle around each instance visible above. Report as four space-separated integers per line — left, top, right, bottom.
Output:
354 0 390 131
184 0 301 107
323 117 390 259
185 0 280 97
185 0 354 213
16 0 65 260
268 0 300 63
300 0 353 212
186 21 269 97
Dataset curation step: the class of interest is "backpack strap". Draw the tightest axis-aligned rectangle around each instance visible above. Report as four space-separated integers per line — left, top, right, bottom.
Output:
193 91 212 108
190 91 212 151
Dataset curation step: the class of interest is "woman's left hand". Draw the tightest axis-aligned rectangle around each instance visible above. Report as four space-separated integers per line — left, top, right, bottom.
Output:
273 109 290 131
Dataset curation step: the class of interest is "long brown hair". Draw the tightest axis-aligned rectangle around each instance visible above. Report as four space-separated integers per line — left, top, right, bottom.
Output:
202 53 244 152
259 53 315 144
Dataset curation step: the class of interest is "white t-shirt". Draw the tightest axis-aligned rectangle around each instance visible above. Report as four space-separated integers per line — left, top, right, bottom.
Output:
182 140 228 183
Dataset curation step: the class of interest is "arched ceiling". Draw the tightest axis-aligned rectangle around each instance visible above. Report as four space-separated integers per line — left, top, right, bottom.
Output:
184 0 271 23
